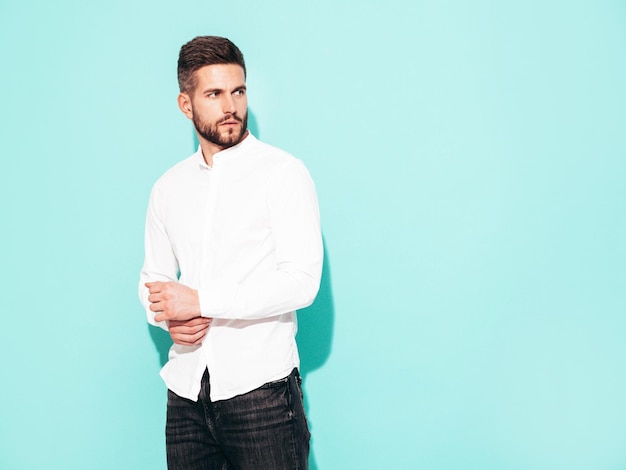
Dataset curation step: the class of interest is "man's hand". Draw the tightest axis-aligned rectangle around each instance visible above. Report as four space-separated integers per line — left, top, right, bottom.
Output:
146 281 201 322
168 317 212 346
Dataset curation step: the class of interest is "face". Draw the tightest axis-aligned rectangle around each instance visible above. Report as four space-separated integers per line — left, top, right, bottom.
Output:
180 64 248 152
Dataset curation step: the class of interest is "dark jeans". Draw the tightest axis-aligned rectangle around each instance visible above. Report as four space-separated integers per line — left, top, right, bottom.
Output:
166 368 310 470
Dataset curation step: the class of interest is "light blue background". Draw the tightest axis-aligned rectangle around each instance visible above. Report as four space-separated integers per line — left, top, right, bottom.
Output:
1 1 625 469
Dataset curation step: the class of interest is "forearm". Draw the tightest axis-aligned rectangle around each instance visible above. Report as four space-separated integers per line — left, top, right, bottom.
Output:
198 256 322 320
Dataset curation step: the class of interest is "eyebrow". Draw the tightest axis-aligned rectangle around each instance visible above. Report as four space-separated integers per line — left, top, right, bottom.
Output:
201 85 247 94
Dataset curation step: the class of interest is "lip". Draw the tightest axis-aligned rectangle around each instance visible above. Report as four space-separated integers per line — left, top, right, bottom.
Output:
220 121 240 126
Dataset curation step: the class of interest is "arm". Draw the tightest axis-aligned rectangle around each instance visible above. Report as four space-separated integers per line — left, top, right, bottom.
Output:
197 159 323 320
138 185 181 330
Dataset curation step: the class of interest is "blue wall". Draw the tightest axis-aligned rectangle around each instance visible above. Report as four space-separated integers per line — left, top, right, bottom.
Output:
1 1 625 468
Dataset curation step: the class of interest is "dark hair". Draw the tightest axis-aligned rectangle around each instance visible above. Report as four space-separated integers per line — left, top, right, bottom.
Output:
177 36 246 93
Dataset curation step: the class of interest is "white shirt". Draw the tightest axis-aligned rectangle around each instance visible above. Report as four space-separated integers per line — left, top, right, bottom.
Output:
139 134 323 401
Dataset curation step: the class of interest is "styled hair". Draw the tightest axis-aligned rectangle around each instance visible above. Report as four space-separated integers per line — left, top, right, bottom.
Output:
177 36 246 93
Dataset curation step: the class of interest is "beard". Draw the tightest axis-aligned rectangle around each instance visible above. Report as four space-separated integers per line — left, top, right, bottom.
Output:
193 111 248 150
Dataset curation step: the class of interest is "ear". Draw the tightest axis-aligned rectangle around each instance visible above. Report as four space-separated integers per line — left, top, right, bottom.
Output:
177 92 193 120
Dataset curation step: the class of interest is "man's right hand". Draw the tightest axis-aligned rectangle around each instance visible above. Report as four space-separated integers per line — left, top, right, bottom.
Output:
167 316 212 346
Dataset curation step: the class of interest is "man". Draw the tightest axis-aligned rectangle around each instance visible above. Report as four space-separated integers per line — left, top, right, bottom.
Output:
139 36 322 470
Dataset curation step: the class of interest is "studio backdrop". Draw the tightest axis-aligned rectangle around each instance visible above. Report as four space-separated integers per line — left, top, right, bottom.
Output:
1 1 625 469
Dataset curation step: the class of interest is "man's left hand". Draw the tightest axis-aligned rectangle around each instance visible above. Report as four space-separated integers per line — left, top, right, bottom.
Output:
146 281 201 322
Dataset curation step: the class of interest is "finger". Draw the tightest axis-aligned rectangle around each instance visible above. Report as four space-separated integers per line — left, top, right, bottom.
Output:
154 312 170 322
175 317 211 327
171 329 208 346
172 338 197 346
155 305 197 323
145 282 164 294
170 320 210 344
173 340 204 346
193 323 210 334
169 322 209 335
172 330 206 342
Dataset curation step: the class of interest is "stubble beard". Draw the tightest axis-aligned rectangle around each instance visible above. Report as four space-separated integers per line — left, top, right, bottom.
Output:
193 111 248 150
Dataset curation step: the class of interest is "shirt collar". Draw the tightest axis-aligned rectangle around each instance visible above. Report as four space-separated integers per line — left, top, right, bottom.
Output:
195 133 256 170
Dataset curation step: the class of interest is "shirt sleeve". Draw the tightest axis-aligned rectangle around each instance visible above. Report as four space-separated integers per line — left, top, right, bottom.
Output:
197 159 323 320
138 185 179 330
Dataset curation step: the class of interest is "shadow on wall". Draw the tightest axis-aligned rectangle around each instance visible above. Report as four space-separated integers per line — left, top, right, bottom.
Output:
295 242 334 470
297 240 334 378
148 325 172 368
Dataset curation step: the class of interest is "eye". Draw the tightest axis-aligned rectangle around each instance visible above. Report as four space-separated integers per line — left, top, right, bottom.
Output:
207 91 220 98
233 89 246 96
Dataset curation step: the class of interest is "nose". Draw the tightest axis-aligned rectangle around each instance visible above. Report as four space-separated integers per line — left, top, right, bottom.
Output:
222 94 236 114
